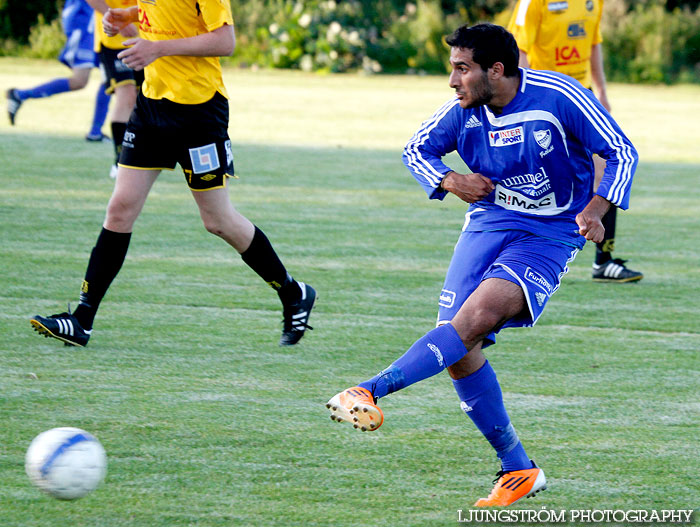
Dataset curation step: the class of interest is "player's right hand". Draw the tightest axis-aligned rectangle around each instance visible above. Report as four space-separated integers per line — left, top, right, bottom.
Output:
441 171 495 203
104 8 132 37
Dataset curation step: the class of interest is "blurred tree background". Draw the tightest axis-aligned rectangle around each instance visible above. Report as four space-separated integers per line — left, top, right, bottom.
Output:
1 0 699 82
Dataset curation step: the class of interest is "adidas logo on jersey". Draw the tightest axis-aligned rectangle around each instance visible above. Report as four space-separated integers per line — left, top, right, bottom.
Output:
465 115 482 128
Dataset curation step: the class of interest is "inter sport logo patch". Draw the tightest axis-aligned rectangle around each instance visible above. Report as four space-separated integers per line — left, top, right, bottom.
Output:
489 126 524 147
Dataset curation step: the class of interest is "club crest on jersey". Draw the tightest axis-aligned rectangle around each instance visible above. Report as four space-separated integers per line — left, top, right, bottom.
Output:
533 130 552 149
489 126 524 147
548 1 568 12
533 129 554 158
586 0 594 12
189 143 220 174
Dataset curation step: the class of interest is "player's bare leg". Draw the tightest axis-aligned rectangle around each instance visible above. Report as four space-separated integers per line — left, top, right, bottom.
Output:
30 167 159 346
192 186 316 345
104 167 160 232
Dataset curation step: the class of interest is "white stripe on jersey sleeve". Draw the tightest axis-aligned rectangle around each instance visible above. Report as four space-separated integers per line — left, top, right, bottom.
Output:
515 0 534 26
524 71 636 206
526 71 636 204
404 97 461 188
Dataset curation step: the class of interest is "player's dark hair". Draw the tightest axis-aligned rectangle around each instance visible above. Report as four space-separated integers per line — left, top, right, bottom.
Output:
445 23 519 77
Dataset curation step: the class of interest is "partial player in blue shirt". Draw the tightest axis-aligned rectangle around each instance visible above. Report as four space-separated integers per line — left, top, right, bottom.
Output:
326 23 638 508
6 0 111 141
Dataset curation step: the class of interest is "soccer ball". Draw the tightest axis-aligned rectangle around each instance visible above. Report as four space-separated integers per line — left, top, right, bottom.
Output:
25 427 107 500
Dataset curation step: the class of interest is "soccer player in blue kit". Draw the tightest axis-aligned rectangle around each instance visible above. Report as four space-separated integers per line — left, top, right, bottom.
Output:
326 23 638 507
6 0 111 138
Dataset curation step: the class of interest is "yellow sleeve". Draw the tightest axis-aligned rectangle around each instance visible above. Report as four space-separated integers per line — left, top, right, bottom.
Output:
508 0 542 54
199 0 234 32
592 0 604 45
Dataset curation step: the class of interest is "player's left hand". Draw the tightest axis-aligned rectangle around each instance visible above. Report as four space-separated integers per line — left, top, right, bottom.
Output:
118 38 160 71
576 213 605 242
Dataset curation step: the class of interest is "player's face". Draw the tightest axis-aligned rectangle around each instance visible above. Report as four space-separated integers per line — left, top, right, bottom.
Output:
448 47 493 109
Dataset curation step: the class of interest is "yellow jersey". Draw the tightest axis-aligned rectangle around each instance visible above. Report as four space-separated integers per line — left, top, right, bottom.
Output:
137 0 233 104
508 0 604 88
94 0 138 52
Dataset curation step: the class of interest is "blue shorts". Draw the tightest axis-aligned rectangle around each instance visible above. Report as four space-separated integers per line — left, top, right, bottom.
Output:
59 4 97 69
436 230 579 347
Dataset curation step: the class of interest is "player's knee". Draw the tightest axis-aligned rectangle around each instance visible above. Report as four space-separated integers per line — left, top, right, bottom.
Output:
105 199 138 231
202 217 226 238
69 76 89 90
456 306 504 343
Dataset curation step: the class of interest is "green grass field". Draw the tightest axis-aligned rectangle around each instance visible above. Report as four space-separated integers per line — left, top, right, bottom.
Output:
1 58 699 526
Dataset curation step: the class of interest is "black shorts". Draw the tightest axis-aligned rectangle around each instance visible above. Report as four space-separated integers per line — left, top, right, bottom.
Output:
98 47 141 94
119 91 234 191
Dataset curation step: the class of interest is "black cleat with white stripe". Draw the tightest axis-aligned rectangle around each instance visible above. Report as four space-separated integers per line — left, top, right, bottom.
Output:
6 88 22 126
30 309 91 347
279 282 316 346
592 258 643 283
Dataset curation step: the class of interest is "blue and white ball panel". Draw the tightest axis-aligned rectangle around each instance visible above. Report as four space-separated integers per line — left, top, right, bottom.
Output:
436 230 578 347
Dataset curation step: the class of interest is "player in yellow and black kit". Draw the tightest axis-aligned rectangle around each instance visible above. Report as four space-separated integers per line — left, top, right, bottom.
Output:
31 0 316 348
508 0 643 282
87 0 140 178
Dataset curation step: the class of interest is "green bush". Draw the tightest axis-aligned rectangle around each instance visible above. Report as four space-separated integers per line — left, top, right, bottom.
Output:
0 0 59 44
603 0 700 83
24 13 64 59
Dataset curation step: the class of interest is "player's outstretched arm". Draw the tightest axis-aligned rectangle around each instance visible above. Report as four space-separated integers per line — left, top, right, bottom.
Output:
576 194 611 243
440 171 495 204
118 24 235 71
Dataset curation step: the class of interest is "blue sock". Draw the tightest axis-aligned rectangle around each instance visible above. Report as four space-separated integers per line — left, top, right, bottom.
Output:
16 78 71 100
88 84 111 137
452 360 531 472
359 323 468 398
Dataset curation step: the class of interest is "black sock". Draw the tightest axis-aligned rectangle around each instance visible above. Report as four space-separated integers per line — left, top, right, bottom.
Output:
111 121 127 165
595 206 617 265
73 228 131 330
240 226 300 304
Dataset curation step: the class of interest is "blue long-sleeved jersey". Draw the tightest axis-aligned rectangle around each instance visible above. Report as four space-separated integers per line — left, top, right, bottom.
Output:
403 68 638 248
61 0 94 35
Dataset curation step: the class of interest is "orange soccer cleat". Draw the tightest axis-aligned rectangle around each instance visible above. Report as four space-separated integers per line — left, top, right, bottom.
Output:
326 386 384 432
474 465 547 507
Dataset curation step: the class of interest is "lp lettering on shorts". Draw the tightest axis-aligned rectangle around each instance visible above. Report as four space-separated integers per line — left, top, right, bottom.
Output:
189 143 220 174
